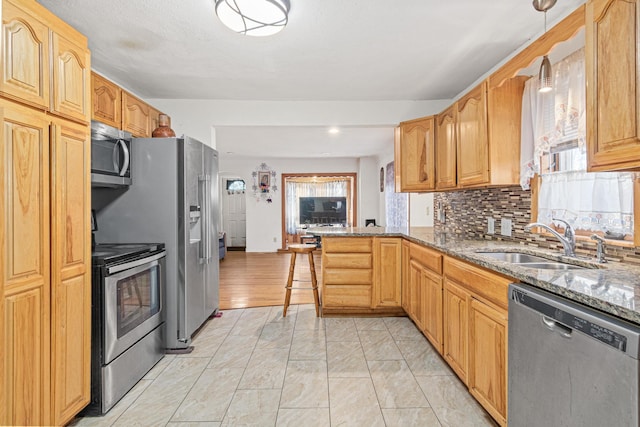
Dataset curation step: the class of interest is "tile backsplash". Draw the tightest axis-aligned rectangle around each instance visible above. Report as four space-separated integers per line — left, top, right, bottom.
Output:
433 186 640 265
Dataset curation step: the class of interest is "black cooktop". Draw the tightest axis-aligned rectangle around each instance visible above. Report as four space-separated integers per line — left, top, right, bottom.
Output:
92 243 165 266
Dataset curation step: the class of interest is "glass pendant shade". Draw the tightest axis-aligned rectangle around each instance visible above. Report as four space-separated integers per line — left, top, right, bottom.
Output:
538 55 553 93
215 0 290 36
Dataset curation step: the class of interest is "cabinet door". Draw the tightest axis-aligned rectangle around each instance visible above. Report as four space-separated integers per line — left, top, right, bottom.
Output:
401 240 410 313
421 268 443 354
457 83 488 187
469 298 508 426
435 105 457 189
51 31 90 124
587 0 640 171
122 91 151 137
0 101 51 426
443 279 470 385
91 73 121 128
373 237 402 307
396 116 435 191
408 260 424 329
50 120 91 425
1 0 50 110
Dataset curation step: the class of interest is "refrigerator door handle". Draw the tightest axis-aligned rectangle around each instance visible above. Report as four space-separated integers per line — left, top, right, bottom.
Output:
198 175 208 264
206 174 212 263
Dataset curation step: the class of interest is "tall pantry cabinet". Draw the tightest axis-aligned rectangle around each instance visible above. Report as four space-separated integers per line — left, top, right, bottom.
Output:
0 0 92 425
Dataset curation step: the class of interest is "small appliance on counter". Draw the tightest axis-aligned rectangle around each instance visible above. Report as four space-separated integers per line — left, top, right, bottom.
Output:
85 242 166 414
91 120 132 187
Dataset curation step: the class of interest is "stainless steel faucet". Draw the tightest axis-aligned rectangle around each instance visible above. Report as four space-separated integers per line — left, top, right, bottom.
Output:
525 218 576 257
590 234 607 263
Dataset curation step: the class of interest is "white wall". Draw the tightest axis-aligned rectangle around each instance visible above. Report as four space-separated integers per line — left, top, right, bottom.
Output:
220 155 378 252
409 193 434 226
357 156 380 226
145 100 451 146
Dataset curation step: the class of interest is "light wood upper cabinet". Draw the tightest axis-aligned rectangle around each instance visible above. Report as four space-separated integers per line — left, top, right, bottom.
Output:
372 237 402 307
586 0 640 171
1 0 50 110
1 0 90 125
122 91 151 137
91 73 121 128
486 76 527 186
395 116 436 192
50 119 91 425
435 105 457 190
0 100 52 426
50 30 91 124
469 298 508 426
457 82 489 187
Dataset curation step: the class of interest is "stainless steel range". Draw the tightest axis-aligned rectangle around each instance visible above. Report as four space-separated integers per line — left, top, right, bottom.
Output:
86 243 166 414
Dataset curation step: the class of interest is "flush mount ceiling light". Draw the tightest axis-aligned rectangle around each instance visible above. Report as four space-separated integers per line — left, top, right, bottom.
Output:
214 0 290 36
533 0 556 93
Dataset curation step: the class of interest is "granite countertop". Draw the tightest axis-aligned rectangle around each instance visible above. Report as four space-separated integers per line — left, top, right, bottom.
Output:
308 226 640 325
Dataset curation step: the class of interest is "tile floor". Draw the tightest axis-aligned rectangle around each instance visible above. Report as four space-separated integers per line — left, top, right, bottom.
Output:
71 304 496 427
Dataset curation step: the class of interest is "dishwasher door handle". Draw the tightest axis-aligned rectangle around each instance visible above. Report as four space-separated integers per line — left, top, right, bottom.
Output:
542 315 573 338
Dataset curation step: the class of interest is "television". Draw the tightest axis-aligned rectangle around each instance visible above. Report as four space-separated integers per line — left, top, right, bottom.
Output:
299 197 347 225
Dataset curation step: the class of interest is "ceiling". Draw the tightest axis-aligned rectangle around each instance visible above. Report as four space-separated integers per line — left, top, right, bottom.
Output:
37 0 585 158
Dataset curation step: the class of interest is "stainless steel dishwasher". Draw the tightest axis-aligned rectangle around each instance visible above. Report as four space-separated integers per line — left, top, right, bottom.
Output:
508 283 640 427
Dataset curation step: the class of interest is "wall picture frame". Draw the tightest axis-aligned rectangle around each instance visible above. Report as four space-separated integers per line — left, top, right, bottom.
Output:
259 171 271 192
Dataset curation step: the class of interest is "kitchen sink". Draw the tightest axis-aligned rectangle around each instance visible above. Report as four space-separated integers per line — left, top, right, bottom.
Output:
476 251 590 270
477 252 551 264
514 262 585 270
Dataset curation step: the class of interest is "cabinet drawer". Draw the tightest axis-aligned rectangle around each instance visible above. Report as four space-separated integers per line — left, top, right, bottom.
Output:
323 285 371 307
410 243 443 274
323 268 372 285
323 237 372 253
444 256 512 310
324 253 372 269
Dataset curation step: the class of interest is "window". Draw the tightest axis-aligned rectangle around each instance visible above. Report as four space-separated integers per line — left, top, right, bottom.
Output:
522 48 635 240
226 179 246 191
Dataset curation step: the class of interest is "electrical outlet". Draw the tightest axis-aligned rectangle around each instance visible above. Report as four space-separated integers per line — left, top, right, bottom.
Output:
487 217 495 234
426 206 430 216
501 218 512 237
273 237 277 242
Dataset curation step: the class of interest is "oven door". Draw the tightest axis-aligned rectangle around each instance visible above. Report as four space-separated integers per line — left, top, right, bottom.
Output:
103 251 165 364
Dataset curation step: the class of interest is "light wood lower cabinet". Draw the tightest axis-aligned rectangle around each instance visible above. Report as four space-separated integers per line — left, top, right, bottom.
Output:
50 119 91 425
372 237 402 308
401 239 410 314
443 279 470 384
321 236 403 315
1 99 91 425
469 297 508 426
408 243 443 354
443 256 511 427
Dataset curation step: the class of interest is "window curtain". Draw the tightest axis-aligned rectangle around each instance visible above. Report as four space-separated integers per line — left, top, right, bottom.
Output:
285 179 348 234
520 48 585 189
538 171 634 236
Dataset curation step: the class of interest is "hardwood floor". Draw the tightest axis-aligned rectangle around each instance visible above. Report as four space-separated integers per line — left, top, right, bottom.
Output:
219 251 320 310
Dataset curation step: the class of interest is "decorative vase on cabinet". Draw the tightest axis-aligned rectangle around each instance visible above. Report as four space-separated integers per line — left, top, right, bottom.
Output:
152 113 175 137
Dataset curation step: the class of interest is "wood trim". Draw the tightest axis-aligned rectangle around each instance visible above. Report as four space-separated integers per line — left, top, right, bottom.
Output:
490 5 586 89
635 177 640 247
280 173 357 250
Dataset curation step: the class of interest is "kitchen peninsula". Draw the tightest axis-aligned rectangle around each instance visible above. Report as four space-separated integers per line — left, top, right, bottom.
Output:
311 226 640 427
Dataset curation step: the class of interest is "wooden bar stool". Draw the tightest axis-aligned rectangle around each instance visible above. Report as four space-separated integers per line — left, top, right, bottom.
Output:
283 243 320 317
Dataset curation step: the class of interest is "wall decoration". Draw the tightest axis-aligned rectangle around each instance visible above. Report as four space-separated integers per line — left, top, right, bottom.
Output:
380 167 385 192
252 163 277 203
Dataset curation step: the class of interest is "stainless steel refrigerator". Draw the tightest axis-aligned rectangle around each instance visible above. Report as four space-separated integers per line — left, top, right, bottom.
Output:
95 136 219 350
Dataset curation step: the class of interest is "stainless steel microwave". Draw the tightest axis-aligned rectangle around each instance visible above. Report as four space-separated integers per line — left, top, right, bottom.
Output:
91 120 132 187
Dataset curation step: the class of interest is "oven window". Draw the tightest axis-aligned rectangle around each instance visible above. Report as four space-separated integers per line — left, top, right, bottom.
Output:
116 265 160 338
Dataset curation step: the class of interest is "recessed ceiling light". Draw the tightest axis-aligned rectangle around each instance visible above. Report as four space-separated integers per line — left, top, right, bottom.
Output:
226 151 234 155
328 127 340 134
321 152 331 156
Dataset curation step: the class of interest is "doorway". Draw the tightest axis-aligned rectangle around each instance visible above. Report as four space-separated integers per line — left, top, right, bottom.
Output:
281 173 357 249
221 177 247 249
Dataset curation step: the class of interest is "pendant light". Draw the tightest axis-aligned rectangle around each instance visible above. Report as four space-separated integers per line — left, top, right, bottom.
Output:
215 0 290 37
533 0 556 93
